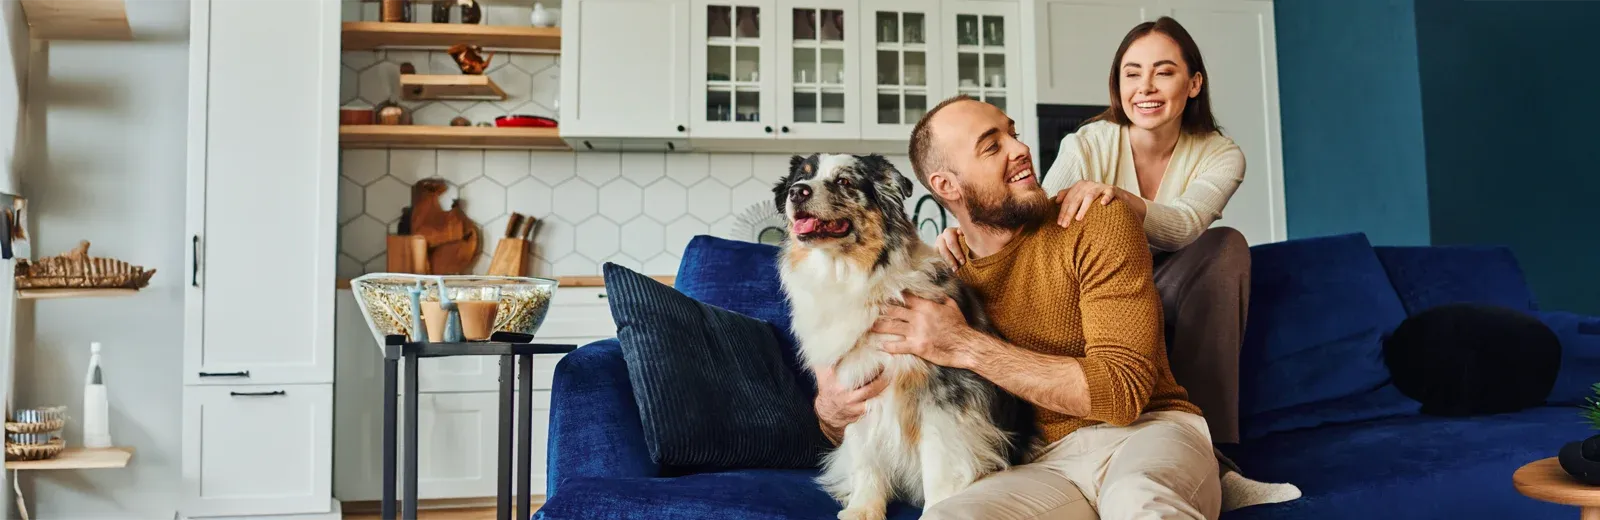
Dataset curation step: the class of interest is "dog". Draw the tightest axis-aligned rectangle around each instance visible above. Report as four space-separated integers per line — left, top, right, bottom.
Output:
772 153 1034 520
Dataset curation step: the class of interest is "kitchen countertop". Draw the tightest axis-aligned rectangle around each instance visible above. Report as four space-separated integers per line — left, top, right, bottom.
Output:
336 275 674 289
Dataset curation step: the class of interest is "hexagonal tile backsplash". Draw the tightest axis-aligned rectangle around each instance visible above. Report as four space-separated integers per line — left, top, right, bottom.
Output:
336 11 930 279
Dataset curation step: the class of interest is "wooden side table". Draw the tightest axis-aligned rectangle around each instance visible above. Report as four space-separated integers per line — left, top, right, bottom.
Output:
1516 458 1600 519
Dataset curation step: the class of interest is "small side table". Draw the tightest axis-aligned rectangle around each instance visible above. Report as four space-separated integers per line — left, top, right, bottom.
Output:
379 333 577 520
1515 457 1600 519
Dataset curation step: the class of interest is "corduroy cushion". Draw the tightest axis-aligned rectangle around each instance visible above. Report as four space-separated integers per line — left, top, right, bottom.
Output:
602 263 826 469
1383 303 1561 416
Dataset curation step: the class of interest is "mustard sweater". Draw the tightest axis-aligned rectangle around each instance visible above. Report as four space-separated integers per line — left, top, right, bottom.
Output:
957 200 1199 442
1041 120 1246 252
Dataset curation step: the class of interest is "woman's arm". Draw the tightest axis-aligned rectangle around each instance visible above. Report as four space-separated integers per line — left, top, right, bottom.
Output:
1143 139 1245 251
1040 132 1091 195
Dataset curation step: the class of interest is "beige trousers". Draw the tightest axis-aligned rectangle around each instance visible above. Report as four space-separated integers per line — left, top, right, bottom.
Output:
921 411 1221 520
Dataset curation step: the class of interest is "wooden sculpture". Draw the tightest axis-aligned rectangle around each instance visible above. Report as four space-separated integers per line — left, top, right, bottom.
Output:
14 241 156 289
447 44 495 75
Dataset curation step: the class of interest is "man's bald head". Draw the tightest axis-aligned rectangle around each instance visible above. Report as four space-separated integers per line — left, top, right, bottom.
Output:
907 95 977 198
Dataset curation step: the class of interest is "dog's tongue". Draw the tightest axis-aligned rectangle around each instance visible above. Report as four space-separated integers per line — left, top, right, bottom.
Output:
793 217 821 235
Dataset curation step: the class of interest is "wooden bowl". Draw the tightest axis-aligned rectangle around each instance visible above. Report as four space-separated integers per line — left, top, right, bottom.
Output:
340 108 375 125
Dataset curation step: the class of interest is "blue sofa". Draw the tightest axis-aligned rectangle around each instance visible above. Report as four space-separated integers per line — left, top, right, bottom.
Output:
538 233 1600 520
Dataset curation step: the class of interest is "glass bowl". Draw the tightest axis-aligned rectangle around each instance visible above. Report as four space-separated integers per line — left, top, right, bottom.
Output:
350 274 559 348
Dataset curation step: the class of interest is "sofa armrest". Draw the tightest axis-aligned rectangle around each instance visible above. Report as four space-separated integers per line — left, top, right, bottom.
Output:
546 339 659 498
1539 311 1600 405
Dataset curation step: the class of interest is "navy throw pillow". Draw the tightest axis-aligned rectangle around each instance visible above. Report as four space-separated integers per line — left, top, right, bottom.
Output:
1383 303 1561 416
602 263 826 469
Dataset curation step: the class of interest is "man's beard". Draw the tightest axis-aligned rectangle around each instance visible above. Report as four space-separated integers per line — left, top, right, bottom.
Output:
962 179 1053 230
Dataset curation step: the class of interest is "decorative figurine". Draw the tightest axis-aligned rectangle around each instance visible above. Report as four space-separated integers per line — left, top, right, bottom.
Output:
407 281 429 342
530 2 557 27
450 116 471 127
447 44 495 75
435 277 465 342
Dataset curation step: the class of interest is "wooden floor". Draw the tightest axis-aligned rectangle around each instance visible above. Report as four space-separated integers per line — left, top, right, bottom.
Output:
343 500 543 520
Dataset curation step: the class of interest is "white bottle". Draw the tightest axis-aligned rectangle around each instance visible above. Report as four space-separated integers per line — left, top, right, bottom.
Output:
530 2 557 27
82 342 111 449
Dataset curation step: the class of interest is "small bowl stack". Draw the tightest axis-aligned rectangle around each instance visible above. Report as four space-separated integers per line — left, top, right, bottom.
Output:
6 406 67 461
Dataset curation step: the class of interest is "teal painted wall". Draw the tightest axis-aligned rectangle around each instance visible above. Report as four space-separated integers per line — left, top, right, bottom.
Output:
1274 0 1432 246
1414 0 1600 314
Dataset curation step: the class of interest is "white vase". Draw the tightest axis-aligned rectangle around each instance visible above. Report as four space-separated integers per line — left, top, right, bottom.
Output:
530 3 557 27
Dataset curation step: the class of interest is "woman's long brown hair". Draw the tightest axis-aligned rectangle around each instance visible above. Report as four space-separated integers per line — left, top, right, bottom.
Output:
1087 16 1220 135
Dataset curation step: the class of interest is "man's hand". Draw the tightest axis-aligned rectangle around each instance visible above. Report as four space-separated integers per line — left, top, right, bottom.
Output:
873 294 977 369
814 364 889 444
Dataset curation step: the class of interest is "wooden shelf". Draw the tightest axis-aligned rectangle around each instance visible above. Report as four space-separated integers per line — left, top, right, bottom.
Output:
6 447 132 470
401 74 507 101
343 22 560 52
16 288 139 300
19 0 132 41
340 125 567 150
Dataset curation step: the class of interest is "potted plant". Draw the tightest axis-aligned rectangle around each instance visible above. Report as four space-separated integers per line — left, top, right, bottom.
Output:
1560 383 1600 484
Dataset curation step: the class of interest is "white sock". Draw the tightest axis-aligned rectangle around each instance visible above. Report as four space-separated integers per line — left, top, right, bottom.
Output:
1220 470 1302 512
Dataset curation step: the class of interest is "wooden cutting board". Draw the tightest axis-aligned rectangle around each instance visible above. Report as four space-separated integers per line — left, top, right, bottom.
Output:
409 179 479 274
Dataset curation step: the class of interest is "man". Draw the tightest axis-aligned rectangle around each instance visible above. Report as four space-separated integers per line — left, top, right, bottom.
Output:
813 95 1221 519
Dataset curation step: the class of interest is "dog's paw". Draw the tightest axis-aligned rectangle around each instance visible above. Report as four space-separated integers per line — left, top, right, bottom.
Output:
837 507 887 520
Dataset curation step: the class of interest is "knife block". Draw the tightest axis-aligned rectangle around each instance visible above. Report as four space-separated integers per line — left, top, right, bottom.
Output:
386 235 430 274
486 237 529 277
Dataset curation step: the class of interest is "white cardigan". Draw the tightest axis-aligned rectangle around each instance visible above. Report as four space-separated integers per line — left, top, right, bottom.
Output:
1041 120 1246 251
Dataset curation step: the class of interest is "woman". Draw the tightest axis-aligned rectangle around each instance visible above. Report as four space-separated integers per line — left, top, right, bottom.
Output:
938 16 1296 511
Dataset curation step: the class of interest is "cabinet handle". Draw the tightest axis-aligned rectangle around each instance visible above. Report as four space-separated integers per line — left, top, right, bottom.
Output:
199 371 250 378
764 126 773 133
229 391 286 397
676 125 686 132
191 235 200 287
781 126 790 134
597 293 607 299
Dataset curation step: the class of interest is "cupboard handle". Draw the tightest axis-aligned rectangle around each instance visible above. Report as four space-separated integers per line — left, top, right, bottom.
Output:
764 126 773 133
191 235 200 287
676 125 686 132
199 371 250 378
230 391 286 397
597 293 607 299
781 126 790 134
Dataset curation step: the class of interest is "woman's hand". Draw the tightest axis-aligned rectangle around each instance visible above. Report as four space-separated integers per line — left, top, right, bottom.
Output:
1054 180 1118 227
935 228 966 267
814 364 889 444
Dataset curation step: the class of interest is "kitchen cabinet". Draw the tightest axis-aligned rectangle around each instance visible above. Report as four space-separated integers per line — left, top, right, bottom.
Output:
558 0 692 150
1033 0 1154 106
860 0 942 141
181 384 334 517
943 0 1022 116
183 0 339 516
690 0 778 139
777 0 861 140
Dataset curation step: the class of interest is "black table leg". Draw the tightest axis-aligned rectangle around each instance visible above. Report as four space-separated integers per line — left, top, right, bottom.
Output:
382 356 398 520
404 352 420 519
498 354 514 520
518 354 534 519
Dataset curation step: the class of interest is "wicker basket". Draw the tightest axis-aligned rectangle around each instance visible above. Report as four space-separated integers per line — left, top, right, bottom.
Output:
5 438 64 461
5 420 64 434
13 241 156 290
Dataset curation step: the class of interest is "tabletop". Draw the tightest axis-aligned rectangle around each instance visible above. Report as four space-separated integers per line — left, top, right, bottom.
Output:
1515 458 1600 507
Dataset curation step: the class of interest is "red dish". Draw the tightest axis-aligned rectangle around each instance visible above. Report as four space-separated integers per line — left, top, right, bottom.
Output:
495 115 558 128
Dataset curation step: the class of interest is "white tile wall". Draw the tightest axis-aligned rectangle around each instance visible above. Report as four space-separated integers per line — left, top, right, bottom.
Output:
336 5 940 278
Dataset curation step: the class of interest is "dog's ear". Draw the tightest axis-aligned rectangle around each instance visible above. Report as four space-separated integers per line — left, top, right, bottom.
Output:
862 154 912 200
896 171 913 200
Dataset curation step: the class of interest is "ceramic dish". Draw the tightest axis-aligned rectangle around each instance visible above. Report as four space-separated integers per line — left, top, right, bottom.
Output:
494 115 558 128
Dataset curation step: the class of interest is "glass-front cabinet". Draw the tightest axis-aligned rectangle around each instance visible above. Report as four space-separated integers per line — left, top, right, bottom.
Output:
860 1 940 140
778 0 859 138
943 1 1020 115
691 0 777 139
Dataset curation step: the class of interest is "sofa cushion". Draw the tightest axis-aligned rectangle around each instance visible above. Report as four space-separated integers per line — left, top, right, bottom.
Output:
1540 310 1600 405
1374 245 1538 315
603 263 826 469
535 469 923 520
1221 406 1585 520
675 235 794 338
1240 233 1411 439
1383 304 1561 416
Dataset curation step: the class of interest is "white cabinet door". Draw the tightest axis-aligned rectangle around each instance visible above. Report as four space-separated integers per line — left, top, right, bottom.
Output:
859 0 941 141
776 0 860 139
1035 0 1156 106
560 0 692 141
186 0 338 386
691 0 780 138
1155 0 1285 246
182 384 334 517
941 1 1023 122
401 391 554 499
